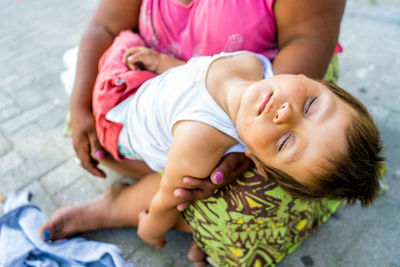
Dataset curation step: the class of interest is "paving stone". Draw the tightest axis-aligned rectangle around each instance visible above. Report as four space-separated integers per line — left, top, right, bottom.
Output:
381 112 400 169
39 157 87 195
369 105 392 126
367 81 400 112
52 177 102 207
1 102 56 133
376 115 400 205
0 74 20 90
1 158 60 193
1 76 39 95
280 197 389 267
379 168 400 206
41 86 70 107
0 91 13 110
37 103 69 130
12 88 47 110
336 200 400 267
88 168 127 192
0 133 11 156
128 231 193 267
45 124 76 158
0 103 22 123
1 173 30 195
82 229 142 258
22 180 58 216
0 150 24 175
11 123 69 161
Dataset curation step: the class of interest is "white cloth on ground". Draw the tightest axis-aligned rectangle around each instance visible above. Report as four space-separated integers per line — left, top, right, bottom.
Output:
0 191 134 267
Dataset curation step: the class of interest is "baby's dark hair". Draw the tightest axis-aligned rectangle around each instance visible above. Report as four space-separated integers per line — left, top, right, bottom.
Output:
257 81 385 207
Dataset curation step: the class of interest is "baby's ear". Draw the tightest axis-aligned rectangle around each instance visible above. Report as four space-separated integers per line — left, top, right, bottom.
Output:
245 151 267 177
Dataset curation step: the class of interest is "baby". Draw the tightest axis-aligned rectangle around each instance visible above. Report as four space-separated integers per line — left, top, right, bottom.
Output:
41 31 384 248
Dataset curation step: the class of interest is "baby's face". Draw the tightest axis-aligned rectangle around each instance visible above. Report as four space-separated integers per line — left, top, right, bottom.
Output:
236 74 354 185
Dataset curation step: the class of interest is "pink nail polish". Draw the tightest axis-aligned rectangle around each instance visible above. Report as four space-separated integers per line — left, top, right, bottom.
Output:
214 171 223 183
96 150 104 159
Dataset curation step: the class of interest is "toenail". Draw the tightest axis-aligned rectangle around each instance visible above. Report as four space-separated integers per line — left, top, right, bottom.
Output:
44 230 51 240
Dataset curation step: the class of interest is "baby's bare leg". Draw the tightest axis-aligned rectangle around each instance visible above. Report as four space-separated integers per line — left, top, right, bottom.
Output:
40 172 192 240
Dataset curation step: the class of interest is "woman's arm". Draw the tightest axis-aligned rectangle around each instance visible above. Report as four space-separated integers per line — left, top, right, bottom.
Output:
273 0 346 78
70 0 142 177
137 121 236 247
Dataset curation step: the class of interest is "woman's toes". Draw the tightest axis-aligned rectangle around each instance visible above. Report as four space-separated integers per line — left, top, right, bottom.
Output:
43 229 51 240
187 241 206 262
194 261 208 267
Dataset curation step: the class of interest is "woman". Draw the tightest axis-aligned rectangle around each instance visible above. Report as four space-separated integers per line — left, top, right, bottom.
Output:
69 0 346 265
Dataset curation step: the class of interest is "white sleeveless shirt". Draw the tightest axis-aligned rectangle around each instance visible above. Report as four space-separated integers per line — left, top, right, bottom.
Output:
106 51 273 171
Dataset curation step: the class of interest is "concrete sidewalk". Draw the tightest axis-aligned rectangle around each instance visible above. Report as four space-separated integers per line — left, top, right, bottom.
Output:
0 0 399 266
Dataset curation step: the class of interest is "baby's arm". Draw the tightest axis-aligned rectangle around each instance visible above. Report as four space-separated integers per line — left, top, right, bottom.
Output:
137 121 236 247
122 46 185 74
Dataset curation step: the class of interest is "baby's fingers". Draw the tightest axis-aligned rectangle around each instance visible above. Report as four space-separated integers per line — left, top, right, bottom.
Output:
126 59 140 71
125 53 147 70
123 47 140 64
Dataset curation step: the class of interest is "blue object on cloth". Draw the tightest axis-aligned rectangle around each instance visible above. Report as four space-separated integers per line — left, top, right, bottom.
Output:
0 191 134 267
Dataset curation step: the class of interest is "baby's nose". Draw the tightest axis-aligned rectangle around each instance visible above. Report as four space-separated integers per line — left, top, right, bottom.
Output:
273 102 292 124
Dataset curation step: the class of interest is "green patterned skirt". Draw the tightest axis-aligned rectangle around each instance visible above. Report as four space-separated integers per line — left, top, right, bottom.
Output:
182 56 341 267
183 168 341 266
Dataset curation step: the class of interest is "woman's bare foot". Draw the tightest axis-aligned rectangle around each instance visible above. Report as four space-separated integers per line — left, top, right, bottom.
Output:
40 183 130 241
187 241 208 266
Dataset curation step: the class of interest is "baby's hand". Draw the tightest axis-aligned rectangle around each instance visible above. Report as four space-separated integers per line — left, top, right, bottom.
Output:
137 210 166 248
123 46 161 72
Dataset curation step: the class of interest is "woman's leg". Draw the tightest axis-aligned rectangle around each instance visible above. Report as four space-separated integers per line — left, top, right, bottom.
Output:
40 172 191 241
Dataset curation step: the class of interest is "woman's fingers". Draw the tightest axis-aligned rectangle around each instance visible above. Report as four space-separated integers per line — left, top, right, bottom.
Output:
123 47 140 63
173 186 213 211
210 153 252 185
74 135 106 178
172 153 252 210
75 134 106 178
72 117 106 178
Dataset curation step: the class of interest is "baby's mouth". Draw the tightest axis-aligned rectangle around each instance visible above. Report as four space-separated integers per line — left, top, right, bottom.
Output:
258 93 273 115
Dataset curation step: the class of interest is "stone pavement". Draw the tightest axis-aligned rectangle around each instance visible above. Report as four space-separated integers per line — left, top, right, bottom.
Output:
0 0 399 266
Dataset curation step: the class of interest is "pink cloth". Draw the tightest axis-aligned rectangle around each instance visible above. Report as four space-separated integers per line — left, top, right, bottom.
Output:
93 31 156 160
139 0 342 61
139 0 278 61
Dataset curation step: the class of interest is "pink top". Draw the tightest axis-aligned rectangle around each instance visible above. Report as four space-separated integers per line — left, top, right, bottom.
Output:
139 0 278 61
139 0 342 61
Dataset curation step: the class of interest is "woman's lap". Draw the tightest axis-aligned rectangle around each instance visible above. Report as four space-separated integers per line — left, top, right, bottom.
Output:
183 168 341 266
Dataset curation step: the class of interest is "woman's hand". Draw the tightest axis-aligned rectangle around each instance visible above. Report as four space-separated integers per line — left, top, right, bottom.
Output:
138 210 166 248
70 106 106 178
173 153 252 211
123 46 161 72
68 0 144 179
